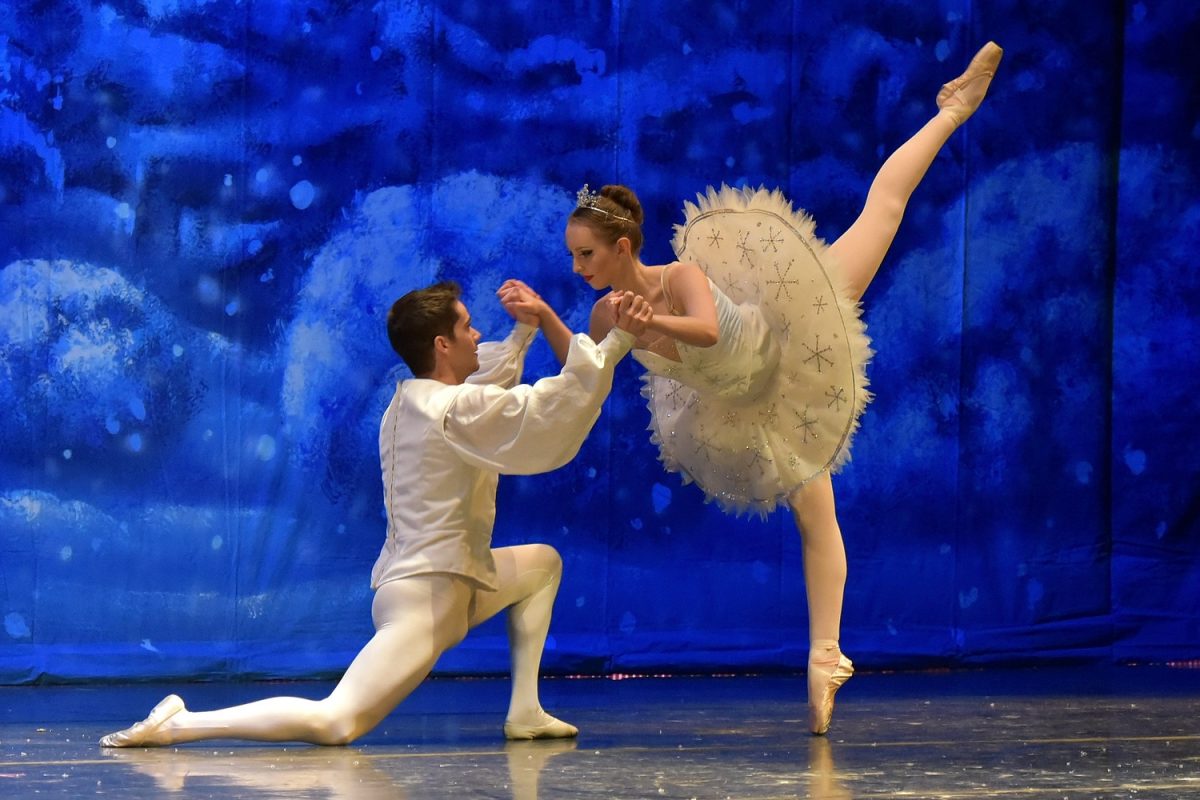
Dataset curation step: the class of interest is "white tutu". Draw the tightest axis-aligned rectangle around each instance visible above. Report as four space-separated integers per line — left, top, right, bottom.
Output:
634 185 873 516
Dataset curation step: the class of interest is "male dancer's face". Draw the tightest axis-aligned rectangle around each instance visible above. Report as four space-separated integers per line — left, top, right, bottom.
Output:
443 300 481 383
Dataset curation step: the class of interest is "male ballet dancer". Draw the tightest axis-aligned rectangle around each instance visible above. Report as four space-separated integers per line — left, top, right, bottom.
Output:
100 280 652 746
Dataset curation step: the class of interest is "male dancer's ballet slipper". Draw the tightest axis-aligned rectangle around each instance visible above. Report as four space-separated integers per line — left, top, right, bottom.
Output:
808 653 854 736
99 694 186 747
936 41 1004 127
503 709 579 740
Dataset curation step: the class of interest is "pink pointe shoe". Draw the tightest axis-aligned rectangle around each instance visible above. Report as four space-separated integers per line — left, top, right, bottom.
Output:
808 652 854 736
936 41 1004 127
98 694 185 747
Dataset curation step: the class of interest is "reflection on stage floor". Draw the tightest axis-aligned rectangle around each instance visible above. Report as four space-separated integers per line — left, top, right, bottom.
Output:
2 666 1198 798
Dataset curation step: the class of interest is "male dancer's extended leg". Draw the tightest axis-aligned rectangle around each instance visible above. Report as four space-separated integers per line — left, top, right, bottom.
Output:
468 543 578 739
100 576 472 746
788 472 854 736
830 41 1003 302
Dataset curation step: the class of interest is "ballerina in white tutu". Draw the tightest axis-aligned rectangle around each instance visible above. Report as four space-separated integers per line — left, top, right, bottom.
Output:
508 41 1003 734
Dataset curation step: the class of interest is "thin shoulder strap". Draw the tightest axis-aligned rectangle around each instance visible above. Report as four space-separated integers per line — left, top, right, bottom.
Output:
660 263 679 315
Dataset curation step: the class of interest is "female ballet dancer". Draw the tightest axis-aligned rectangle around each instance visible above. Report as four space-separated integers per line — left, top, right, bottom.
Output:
511 41 1002 734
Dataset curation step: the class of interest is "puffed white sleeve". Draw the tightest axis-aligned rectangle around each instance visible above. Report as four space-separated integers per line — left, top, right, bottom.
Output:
444 327 636 474
467 323 537 389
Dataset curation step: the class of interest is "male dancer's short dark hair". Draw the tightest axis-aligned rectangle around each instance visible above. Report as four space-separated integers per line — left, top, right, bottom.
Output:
387 281 462 375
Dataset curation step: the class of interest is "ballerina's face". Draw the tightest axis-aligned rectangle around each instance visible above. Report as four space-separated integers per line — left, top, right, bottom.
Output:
566 220 625 291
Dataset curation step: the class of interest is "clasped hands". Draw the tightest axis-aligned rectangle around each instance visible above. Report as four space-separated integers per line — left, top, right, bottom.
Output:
496 279 653 337
604 290 653 337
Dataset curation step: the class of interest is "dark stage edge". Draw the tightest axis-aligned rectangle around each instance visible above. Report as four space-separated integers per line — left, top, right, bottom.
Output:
2 666 1199 799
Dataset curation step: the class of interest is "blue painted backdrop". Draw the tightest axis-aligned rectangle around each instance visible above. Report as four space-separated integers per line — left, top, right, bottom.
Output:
1 1 1197 683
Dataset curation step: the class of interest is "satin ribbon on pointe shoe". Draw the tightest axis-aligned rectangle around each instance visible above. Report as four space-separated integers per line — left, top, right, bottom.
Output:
936 41 1004 127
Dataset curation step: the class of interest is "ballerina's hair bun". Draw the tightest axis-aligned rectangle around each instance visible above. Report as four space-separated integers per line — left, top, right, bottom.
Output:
599 185 645 226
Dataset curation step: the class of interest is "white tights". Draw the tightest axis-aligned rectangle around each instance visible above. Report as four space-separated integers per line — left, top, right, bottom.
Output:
151 543 563 746
791 108 962 659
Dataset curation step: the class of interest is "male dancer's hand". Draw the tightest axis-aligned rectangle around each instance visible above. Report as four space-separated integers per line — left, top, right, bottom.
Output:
497 279 545 327
497 279 574 366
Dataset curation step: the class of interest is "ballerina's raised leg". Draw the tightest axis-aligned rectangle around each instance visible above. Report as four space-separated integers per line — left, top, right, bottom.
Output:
832 41 1003 302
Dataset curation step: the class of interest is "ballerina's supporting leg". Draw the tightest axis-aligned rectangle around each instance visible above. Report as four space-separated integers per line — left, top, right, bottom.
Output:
101 576 473 746
789 471 855 735
830 41 1003 302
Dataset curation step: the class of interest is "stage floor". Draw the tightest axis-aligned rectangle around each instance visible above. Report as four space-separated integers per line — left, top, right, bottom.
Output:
2 666 1198 798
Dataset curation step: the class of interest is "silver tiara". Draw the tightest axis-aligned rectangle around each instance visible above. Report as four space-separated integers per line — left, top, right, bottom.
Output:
575 184 634 223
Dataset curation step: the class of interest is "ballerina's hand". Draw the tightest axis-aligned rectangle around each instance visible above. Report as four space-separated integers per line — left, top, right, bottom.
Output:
614 292 653 337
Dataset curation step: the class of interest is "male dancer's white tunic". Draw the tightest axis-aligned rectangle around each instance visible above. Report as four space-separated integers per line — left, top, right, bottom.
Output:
372 322 634 590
